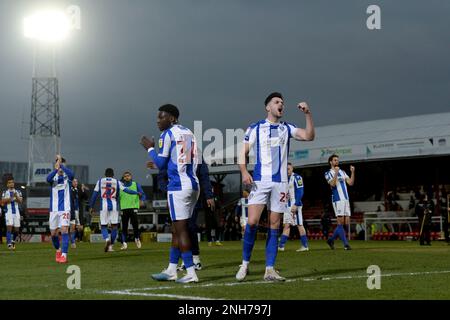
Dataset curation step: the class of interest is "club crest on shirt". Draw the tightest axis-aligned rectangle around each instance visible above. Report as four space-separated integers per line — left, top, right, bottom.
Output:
158 139 163 148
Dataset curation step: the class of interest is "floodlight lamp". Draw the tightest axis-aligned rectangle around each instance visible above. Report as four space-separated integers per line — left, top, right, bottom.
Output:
24 10 70 42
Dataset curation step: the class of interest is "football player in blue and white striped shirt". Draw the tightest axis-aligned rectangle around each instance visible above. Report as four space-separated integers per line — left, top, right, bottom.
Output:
325 154 355 250
46 155 74 263
1 175 23 250
236 92 315 282
236 189 250 236
141 103 200 284
89 168 140 253
278 163 309 252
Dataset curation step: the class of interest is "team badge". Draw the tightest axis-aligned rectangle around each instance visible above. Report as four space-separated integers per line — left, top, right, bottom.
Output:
158 138 163 148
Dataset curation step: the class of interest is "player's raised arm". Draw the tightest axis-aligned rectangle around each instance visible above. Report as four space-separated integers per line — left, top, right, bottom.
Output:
136 182 147 201
14 191 23 204
59 164 74 181
292 102 315 141
326 167 340 187
346 166 355 186
2 191 11 204
140 134 170 170
46 168 58 183
118 180 140 195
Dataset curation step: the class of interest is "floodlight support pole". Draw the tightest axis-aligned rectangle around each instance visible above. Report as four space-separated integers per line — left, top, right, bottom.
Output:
27 42 61 186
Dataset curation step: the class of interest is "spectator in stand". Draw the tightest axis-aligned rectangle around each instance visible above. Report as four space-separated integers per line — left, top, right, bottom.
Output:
163 218 171 233
415 194 433 246
355 218 366 240
233 215 241 240
408 195 416 211
217 211 225 242
438 188 449 243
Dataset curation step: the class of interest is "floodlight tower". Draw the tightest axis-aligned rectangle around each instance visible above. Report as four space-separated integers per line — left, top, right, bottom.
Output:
24 10 70 186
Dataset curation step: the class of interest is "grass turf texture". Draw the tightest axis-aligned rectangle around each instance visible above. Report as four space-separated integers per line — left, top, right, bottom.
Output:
1 240 449 300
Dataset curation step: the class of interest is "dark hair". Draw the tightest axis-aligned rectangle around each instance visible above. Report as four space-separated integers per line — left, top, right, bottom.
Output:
122 171 132 181
287 162 293 166
264 92 283 106
2 173 13 186
55 157 66 163
328 154 339 164
159 104 179 119
105 168 114 177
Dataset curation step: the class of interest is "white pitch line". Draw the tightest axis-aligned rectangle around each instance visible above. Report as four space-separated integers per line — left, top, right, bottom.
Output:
116 269 450 292
100 290 220 300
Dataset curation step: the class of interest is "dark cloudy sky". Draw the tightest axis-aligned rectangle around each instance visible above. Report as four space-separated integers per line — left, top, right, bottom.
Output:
0 0 449 184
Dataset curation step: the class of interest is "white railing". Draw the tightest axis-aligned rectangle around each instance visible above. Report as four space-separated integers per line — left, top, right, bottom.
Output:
363 214 443 241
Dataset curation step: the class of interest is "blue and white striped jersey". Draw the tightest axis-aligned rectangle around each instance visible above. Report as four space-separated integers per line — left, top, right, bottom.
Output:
90 177 135 211
288 173 304 207
149 124 199 192
325 169 350 202
236 197 249 218
47 165 74 213
244 119 298 183
1 189 22 214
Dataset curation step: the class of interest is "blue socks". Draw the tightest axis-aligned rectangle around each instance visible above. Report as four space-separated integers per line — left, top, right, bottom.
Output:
337 225 349 246
265 229 279 267
111 228 117 245
330 226 340 241
279 234 289 248
101 226 109 240
181 251 194 268
71 232 76 244
300 235 309 248
169 247 181 264
330 225 349 246
122 233 127 243
51 235 60 250
242 224 257 262
6 231 11 245
61 233 69 254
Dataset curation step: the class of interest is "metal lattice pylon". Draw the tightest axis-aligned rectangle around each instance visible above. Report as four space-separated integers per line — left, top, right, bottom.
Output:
27 77 61 185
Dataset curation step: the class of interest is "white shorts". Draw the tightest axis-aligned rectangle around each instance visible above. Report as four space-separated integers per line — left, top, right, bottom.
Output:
167 190 200 221
100 210 119 225
49 211 71 230
247 181 288 213
283 206 303 226
5 213 21 228
332 200 351 217
70 210 80 226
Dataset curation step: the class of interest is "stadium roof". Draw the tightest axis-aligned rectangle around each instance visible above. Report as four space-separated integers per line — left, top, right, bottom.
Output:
206 111 450 173
289 111 450 166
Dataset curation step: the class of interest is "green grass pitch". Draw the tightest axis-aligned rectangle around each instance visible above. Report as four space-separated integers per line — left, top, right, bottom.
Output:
1 240 449 300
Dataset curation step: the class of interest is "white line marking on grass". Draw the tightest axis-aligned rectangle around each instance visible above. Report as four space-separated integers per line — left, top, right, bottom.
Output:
302 270 450 282
116 269 450 292
100 290 220 300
